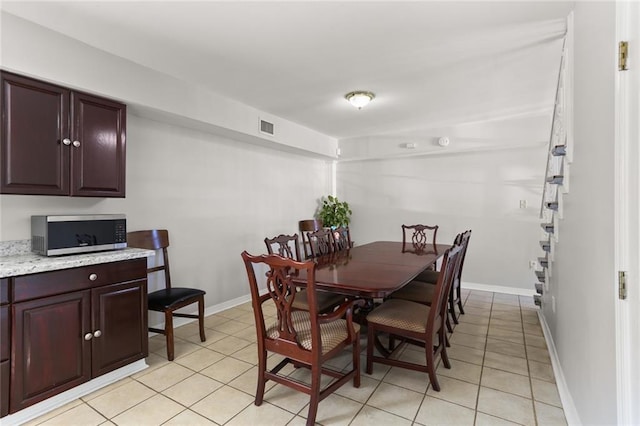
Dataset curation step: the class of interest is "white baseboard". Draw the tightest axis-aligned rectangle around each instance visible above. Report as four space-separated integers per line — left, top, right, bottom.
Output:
538 311 581 425
462 281 536 297
1 360 148 426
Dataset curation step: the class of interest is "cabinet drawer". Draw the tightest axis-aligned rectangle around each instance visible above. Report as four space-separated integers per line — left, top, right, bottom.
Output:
0 279 8 304
13 258 147 302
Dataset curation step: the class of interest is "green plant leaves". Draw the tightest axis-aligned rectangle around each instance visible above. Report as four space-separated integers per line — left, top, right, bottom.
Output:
318 195 352 227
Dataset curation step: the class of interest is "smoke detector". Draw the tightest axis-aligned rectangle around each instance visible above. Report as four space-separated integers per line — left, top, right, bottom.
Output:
438 137 450 147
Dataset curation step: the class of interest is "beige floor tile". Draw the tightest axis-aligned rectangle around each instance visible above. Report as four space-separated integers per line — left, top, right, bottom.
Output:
230 342 259 364
490 311 522 322
450 331 487 350
334 375 380 403
217 306 249 319
263 381 313 413
203 314 231 329
383 366 430 393
22 400 84 426
234 325 259 342
415 395 475 426
111 394 184 426
234 311 256 325
461 306 492 317
485 339 526 359
455 323 489 336
175 347 226 371
214 319 254 335
174 322 202 339
360 354 392 380
86 380 156 419
426 376 479 409
82 377 133 402
226 401 295 426
38 402 106 426
524 334 547 349
531 378 562 407
367 382 424 420
481 367 531 398
148 334 167 353
447 345 485 366
534 401 568 425
162 373 223 406
171 338 204 359
163 409 217 425
477 387 535 426
521 312 540 325
438 358 482 384
487 318 522 332
306 393 363 425
136 362 195 392
475 412 522 425
190 385 254 424
523 322 544 337
464 300 493 310
206 334 252 355
228 365 276 396
132 352 169 379
526 345 551 364
528 359 556 383
487 327 524 345
200 356 254 383
458 313 491 325
351 405 412 426
483 351 529 376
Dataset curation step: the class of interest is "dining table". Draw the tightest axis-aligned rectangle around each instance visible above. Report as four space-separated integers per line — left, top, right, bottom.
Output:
291 241 451 299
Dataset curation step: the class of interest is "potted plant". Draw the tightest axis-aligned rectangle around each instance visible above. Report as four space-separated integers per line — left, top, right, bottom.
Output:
317 195 352 228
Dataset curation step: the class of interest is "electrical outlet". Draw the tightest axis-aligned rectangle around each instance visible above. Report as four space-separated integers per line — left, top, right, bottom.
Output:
519 200 527 209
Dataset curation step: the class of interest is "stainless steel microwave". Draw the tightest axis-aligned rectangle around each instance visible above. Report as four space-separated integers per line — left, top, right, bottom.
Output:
31 214 127 256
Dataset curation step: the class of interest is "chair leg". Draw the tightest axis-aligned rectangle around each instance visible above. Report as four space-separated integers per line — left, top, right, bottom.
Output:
306 364 321 426
449 293 459 325
445 312 453 333
198 297 206 342
366 325 375 375
425 341 440 392
164 310 175 361
457 286 465 315
440 329 451 369
255 349 267 406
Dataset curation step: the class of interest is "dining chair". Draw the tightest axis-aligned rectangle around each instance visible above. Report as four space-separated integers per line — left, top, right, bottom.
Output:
393 230 472 325
241 251 362 426
306 228 334 257
331 226 352 252
298 219 323 258
264 233 345 313
127 229 206 361
365 242 463 391
402 223 439 253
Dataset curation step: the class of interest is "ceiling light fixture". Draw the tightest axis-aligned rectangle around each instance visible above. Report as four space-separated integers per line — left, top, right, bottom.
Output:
345 91 375 109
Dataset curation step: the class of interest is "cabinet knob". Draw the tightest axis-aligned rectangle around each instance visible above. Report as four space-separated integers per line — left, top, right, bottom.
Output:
93 330 102 338
89 273 98 281
62 138 71 146
72 140 81 147
84 332 93 341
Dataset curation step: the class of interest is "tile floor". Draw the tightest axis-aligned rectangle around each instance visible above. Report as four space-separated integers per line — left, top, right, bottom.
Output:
25 290 567 426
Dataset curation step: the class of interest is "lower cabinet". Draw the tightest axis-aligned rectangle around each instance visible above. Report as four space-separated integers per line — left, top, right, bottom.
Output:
7 258 148 414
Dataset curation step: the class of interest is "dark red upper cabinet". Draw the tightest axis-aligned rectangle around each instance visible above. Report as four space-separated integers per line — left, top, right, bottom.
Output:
1 71 126 197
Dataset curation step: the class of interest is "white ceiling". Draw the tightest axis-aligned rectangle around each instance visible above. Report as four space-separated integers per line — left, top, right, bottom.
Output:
1 1 574 146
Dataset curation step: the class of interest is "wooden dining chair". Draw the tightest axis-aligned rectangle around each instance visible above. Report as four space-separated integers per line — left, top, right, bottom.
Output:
331 226 352 252
241 251 362 426
306 228 334 257
264 233 345 314
298 219 323 258
365 243 463 392
127 229 206 361
402 224 439 253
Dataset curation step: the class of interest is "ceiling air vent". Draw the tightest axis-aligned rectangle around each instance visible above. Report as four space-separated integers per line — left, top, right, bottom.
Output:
260 119 274 136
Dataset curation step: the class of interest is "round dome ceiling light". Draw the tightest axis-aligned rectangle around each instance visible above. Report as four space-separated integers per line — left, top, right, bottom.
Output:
345 91 375 109
438 137 450 147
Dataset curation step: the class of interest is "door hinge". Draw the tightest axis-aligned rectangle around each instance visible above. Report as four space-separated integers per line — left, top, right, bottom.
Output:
619 41 628 71
619 270 628 300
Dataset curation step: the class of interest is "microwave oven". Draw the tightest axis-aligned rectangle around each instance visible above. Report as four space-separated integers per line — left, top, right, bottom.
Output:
31 214 127 256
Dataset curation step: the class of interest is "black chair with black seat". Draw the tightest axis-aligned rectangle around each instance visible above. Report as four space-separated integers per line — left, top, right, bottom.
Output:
241 251 362 426
299 219 323 259
366 243 463 392
331 226 352 252
306 228 334 257
264 233 345 314
393 230 472 326
127 229 206 361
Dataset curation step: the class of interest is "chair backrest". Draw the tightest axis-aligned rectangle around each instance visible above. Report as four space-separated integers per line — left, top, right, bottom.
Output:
427 242 463 335
127 229 172 288
401 224 439 253
306 228 334 257
456 230 472 286
299 219 323 258
264 234 302 261
241 251 321 353
331 226 352 252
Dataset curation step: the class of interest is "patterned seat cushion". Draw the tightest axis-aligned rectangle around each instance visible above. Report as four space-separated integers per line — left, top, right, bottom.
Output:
266 310 359 355
366 299 430 333
390 280 436 305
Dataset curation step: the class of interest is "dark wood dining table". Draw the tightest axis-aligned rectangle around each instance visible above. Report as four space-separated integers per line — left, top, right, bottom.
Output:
292 241 450 299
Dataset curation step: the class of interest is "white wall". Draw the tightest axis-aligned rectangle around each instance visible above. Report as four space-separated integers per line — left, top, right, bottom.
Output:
337 146 546 291
542 3 617 424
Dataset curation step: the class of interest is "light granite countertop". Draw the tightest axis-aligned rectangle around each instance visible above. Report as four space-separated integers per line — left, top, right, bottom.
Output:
0 240 154 278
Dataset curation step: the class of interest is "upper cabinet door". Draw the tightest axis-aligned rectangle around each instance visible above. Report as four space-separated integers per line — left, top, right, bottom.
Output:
0 72 70 195
71 92 126 197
